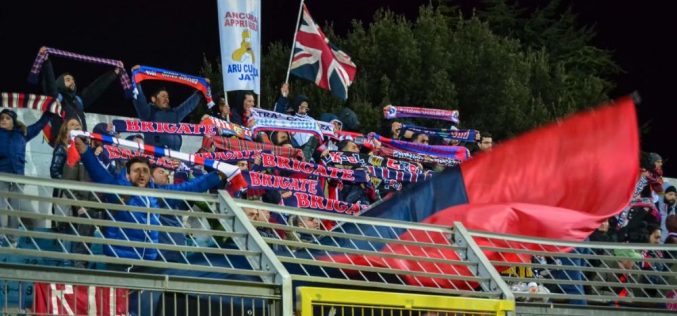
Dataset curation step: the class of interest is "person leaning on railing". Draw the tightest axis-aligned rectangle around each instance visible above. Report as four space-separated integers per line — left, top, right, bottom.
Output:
72 137 226 271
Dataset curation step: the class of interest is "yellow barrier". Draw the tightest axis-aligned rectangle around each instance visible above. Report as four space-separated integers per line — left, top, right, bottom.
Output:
297 287 515 316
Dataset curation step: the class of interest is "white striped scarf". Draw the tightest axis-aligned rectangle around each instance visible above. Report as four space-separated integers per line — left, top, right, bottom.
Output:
1 92 63 117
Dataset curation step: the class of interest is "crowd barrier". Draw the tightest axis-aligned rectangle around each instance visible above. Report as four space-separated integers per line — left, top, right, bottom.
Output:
1 173 676 315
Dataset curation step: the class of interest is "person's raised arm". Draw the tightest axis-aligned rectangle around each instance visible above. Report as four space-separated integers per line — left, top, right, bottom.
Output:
80 68 119 108
162 171 221 192
74 137 116 185
25 112 51 141
130 65 152 120
174 90 203 121
273 83 289 113
40 47 58 97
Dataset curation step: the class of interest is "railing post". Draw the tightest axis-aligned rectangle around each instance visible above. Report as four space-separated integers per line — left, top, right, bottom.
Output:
453 222 514 303
217 191 293 316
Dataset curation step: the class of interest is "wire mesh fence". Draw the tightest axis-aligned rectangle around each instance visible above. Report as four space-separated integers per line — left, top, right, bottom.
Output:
467 230 677 310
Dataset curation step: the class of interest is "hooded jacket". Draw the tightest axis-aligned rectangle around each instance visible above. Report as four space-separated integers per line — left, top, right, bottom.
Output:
132 82 203 151
41 59 118 135
79 147 220 260
0 112 50 174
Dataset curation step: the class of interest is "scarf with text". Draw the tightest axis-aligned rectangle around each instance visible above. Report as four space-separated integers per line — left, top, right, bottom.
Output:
209 136 304 161
132 65 214 107
243 171 322 196
251 117 323 140
284 191 367 215
374 147 460 167
68 131 244 185
1 92 64 117
383 105 459 124
28 47 132 98
103 145 178 170
321 152 430 183
250 108 335 137
260 152 368 183
369 133 470 161
193 150 261 164
400 124 478 143
112 119 218 137
200 116 252 139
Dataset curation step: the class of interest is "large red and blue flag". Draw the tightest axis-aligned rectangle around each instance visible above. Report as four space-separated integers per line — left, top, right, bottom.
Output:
310 96 640 288
290 4 356 101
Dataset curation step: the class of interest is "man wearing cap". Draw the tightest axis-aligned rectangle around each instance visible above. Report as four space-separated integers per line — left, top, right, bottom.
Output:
0 109 52 243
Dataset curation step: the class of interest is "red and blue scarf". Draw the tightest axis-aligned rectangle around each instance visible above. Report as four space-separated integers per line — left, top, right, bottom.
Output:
400 124 477 143
260 152 368 183
374 147 460 167
200 116 252 140
112 119 218 136
132 65 214 107
383 105 459 124
284 191 367 215
369 133 470 161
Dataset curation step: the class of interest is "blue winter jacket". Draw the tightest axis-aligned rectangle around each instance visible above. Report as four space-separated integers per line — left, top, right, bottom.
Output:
0 113 50 175
132 82 202 151
80 147 220 260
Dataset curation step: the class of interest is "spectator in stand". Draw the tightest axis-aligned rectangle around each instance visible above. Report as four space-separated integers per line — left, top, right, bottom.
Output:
0 109 51 243
477 132 493 153
590 249 642 305
337 140 377 205
641 152 664 200
131 65 208 151
657 185 676 242
50 118 82 180
39 47 121 140
411 132 430 145
210 94 231 122
72 137 225 269
91 123 118 174
230 91 255 126
273 83 317 148
125 134 144 145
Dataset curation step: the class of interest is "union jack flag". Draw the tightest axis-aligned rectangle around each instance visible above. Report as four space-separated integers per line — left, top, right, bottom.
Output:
290 4 356 101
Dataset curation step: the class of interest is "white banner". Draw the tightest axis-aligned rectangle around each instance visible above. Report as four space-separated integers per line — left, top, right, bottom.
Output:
217 0 261 94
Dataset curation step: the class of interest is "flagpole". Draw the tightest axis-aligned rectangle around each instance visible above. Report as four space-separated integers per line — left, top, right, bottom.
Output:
284 0 305 84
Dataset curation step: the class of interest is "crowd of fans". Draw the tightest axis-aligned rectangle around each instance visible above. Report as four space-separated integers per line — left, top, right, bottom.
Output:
0 48 675 311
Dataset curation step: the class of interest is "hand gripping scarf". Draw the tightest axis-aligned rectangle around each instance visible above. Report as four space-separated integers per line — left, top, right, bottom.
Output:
260 152 369 183
374 147 460 167
200 116 252 139
132 65 214 107
1 92 64 117
369 133 470 161
383 105 460 124
112 119 217 136
68 131 243 184
400 124 478 143
250 108 335 137
27 47 132 98
210 136 304 161
251 117 323 141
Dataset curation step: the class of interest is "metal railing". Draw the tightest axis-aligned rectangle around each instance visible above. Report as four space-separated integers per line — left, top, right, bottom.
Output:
467 229 677 310
0 173 285 315
233 199 513 300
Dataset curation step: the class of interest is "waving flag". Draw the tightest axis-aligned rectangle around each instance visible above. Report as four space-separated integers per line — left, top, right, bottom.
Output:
308 96 640 289
290 4 356 100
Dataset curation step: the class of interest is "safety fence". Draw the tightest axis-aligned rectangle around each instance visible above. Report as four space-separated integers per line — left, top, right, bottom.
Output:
467 229 677 311
2 173 676 315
